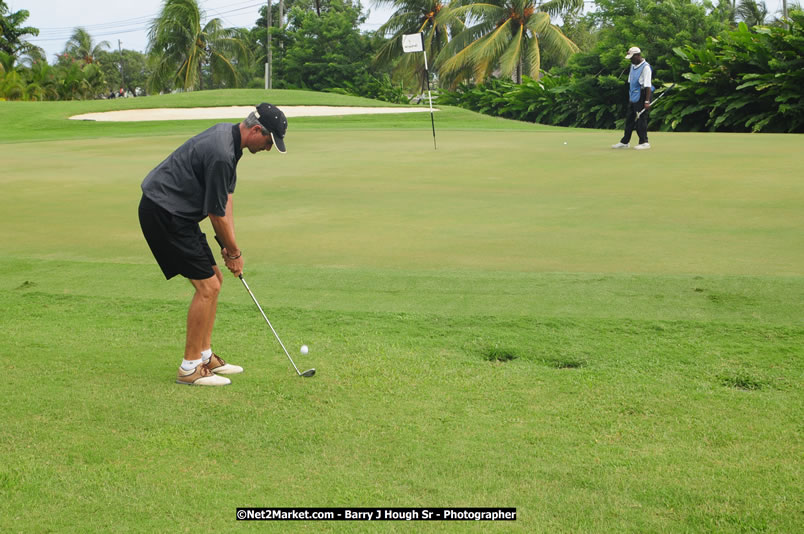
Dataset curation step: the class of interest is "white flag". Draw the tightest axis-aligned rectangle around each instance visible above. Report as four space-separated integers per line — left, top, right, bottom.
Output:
402 33 424 53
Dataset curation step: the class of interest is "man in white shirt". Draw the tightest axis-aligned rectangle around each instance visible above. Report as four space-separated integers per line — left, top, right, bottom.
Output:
612 47 654 150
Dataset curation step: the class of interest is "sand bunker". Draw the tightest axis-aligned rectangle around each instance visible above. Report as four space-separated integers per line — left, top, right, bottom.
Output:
70 105 437 122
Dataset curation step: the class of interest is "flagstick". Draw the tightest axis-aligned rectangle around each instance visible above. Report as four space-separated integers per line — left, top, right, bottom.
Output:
423 49 437 150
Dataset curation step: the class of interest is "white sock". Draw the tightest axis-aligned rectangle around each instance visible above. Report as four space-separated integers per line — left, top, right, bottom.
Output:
201 349 213 362
181 358 202 371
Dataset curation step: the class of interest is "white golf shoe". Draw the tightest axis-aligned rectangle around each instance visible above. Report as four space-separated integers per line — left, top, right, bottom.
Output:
634 143 651 150
205 353 243 375
176 363 231 386
611 142 629 149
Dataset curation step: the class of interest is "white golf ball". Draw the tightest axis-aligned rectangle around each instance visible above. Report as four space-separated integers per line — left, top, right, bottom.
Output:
563 141 568 145
300 345 309 355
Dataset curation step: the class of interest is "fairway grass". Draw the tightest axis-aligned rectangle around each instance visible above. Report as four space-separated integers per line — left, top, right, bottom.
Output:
1 90 802 532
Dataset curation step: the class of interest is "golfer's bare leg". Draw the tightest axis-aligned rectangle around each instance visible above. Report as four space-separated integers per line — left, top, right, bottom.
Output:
200 266 224 351
185 274 221 360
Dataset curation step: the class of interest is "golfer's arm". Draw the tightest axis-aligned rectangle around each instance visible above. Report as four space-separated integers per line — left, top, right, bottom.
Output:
209 194 239 255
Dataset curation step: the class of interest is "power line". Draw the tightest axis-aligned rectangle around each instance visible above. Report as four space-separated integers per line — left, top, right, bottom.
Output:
33 0 261 31
29 27 150 43
28 1 264 44
32 14 156 32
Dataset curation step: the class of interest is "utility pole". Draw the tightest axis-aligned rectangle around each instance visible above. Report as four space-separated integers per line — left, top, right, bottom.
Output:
118 40 125 93
265 0 272 89
279 0 284 52
783 0 789 29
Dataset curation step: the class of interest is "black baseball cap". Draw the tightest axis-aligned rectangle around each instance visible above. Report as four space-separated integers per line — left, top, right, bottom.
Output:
255 103 288 153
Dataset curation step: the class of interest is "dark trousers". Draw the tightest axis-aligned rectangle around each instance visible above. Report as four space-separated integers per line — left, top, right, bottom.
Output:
621 101 649 145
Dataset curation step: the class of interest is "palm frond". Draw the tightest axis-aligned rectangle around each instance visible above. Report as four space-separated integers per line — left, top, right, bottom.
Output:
436 0 580 85
525 32 541 76
535 23 579 63
538 0 583 18
437 19 495 59
437 20 497 74
497 24 524 78
469 18 513 64
446 3 505 24
526 11 551 35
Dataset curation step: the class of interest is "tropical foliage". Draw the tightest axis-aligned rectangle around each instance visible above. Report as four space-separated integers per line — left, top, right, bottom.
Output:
0 0 39 58
373 0 455 91
244 0 308 86
735 0 770 27
436 0 730 127
437 73 625 129
273 0 389 93
438 9 804 133
95 49 151 96
16 52 59 100
327 72 410 103
63 28 109 65
564 0 729 82
147 0 250 92
56 60 108 100
0 38 157 101
660 13 804 132
436 0 581 86
5 0 803 130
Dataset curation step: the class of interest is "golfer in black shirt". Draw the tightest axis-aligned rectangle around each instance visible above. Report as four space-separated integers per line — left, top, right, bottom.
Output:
139 103 288 386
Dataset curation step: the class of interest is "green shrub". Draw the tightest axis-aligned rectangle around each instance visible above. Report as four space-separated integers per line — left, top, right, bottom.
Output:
327 73 410 105
656 14 804 133
437 74 625 129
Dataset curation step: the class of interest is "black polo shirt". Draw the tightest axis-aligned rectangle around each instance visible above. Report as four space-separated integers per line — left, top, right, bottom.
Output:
141 123 243 222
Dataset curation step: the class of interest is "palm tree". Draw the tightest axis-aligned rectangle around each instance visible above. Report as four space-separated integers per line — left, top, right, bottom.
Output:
0 1 40 60
0 49 60 100
64 28 110 64
373 0 458 91
713 0 738 27
438 0 581 86
736 0 769 26
147 0 251 92
0 49 13 73
0 50 22 99
24 61 59 100
19 48 59 100
0 69 26 100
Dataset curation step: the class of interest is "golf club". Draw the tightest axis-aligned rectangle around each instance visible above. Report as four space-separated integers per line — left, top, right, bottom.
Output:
215 236 315 378
636 83 676 119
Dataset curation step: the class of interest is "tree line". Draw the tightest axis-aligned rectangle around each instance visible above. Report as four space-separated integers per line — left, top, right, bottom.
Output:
1 0 799 131
437 0 802 132
0 0 407 101
2 0 609 101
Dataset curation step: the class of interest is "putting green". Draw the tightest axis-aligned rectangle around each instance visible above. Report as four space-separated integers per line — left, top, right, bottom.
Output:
4 128 802 276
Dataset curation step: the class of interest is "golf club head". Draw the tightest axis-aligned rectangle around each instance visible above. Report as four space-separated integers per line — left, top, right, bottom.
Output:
301 369 316 377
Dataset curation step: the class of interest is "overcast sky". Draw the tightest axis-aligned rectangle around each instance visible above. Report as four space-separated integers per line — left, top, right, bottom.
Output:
14 0 788 63
16 0 394 61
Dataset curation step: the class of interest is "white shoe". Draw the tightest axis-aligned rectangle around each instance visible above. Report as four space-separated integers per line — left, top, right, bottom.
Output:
634 143 651 150
176 363 231 386
611 142 629 149
205 353 243 375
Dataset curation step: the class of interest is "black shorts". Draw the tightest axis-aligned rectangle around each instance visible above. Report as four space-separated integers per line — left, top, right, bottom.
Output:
138 195 216 280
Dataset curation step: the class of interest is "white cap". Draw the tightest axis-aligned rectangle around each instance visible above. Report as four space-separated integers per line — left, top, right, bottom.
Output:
625 47 641 59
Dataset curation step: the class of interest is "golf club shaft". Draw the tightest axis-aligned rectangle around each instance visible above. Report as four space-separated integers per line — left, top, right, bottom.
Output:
636 83 676 119
237 274 303 376
213 235 302 375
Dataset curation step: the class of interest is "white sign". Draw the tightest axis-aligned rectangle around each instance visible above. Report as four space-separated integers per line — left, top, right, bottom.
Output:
402 33 424 53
